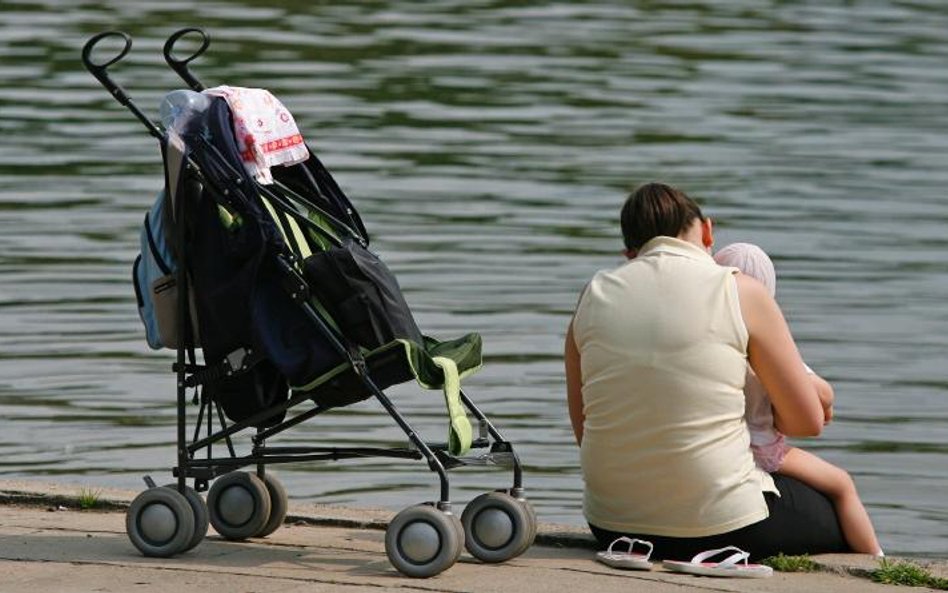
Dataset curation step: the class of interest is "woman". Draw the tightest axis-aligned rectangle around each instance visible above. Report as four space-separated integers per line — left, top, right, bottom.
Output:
565 182 848 560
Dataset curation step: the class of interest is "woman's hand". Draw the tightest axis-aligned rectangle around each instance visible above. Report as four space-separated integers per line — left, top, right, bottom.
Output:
822 402 834 425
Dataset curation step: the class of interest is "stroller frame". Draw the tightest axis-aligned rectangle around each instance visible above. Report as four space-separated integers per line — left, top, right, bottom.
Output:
82 28 534 578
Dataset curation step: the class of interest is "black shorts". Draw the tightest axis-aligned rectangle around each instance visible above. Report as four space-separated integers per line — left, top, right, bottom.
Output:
589 474 848 561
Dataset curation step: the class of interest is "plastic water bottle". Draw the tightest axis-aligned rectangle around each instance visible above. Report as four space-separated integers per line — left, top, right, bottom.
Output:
159 89 211 134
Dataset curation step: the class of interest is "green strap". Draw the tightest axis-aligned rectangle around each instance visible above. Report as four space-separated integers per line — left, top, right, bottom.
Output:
431 355 472 456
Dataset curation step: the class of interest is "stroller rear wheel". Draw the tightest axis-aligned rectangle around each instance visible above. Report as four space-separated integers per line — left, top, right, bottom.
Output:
207 471 272 540
461 491 535 563
162 483 209 552
448 511 464 563
516 496 538 555
385 504 462 578
126 487 196 557
253 473 288 538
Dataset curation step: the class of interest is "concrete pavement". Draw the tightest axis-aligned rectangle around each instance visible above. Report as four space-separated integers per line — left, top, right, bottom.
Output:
0 480 944 593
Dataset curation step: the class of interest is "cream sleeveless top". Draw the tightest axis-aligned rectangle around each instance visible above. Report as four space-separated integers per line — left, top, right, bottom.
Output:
572 237 776 537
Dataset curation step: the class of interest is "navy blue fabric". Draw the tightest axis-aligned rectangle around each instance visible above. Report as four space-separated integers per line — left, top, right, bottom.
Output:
182 99 269 365
251 263 344 386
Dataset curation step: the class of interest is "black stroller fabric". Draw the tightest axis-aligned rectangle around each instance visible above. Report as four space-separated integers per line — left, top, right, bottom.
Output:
210 361 288 426
271 153 369 245
302 238 423 351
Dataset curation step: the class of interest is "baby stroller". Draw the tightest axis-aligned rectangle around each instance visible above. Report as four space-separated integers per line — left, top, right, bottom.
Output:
82 28 536 578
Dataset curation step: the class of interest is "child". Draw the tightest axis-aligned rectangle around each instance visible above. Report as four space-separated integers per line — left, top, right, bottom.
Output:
714 242 883 556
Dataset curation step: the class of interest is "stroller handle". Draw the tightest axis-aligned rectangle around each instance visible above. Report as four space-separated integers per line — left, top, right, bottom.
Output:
82 30 132 73
164 28 210 92
81 31 163 140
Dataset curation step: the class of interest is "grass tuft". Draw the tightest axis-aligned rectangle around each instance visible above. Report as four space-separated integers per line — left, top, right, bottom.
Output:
871 559 948 590
762 553 820 572
76 488 103 510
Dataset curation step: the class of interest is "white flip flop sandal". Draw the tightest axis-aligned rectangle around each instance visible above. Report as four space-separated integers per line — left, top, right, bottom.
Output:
662 546 773 578
595 536 654 570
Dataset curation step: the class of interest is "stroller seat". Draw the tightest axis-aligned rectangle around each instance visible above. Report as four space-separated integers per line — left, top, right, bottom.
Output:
82 28 536 579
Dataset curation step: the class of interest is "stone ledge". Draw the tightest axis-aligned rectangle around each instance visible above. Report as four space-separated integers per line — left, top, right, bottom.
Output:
3 478 943 584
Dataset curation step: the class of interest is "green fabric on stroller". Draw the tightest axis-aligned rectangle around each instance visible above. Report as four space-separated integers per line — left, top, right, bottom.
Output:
295 334 481 456
258 194 478 456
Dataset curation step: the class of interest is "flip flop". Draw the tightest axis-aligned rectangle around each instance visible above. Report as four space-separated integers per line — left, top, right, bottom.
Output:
662 546 773 578
595 537 654 570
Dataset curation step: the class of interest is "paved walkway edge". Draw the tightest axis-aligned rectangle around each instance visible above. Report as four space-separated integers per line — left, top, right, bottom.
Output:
0 480 597 548
2 479 944 588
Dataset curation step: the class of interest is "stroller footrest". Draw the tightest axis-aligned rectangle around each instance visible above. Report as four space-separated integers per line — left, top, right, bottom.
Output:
174 347 263 387
172 466 217 481
454 450 517 468
426 437 489 452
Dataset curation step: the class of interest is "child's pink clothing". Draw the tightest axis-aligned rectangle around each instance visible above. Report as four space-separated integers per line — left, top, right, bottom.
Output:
714 243 812 473
744 364 813 472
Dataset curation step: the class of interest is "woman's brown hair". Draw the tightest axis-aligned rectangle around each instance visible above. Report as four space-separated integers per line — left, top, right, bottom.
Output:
619 182 705 252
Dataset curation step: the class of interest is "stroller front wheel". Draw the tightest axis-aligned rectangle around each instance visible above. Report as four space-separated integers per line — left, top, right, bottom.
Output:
448 510 464 563
126 487 196 557
385 504 462 578
516 496 538 556
207 471 272 540
461 491 535 563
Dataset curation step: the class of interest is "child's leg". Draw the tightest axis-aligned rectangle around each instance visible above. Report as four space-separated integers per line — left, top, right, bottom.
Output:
778 447 882 555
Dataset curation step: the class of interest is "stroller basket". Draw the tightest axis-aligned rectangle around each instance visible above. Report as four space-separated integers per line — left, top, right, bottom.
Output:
82 28 536 578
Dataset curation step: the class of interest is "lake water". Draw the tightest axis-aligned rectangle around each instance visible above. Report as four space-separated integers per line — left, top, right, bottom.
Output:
1 0 947 557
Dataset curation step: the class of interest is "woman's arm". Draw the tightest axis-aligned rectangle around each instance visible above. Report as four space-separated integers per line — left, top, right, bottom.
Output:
735 274 824 437
565 320 585 446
